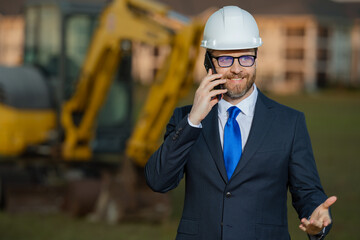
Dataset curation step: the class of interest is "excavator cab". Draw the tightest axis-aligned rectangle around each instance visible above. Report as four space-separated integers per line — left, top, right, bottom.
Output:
23 0 101 100
0 0 133 156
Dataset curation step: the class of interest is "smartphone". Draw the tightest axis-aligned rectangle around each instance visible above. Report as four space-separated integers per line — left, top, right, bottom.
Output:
204 51 223 100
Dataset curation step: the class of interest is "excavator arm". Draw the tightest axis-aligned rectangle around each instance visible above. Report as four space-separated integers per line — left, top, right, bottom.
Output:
126 21 204 166
61 0 197 160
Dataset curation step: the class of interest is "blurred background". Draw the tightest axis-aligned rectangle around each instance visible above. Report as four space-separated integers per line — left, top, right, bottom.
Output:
0 0 359 239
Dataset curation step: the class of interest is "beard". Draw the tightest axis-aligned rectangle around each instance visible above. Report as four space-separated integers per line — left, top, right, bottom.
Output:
224 71 256 100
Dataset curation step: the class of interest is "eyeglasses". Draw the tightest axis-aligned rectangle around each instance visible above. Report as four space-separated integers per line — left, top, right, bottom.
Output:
211 54 257 68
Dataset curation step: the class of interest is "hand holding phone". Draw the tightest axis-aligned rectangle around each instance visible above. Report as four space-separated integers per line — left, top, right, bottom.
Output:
204 52 223 100
189 53 226 125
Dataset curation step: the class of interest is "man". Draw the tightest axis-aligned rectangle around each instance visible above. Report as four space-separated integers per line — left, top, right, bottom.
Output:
145 6 336 240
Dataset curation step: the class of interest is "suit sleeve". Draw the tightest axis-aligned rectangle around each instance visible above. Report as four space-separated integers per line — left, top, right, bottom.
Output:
288 112 332 237
145 107 202 193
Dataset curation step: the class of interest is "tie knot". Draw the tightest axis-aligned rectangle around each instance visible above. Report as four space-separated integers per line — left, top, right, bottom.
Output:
227 106 241 119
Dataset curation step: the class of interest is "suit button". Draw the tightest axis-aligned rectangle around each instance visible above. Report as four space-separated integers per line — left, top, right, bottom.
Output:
175 127 183 135
225 192 232 198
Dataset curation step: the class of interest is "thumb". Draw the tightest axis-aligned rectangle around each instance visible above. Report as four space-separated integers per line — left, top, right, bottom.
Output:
322 196 337 209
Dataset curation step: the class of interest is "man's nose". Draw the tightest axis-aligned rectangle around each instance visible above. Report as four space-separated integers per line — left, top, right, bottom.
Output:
230 60 243 74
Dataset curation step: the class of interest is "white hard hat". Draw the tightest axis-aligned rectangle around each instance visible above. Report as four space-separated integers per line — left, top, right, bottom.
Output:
201 6 263 50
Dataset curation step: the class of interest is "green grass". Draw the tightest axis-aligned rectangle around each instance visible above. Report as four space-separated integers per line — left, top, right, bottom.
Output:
271 90 360 240
0 89 359 240
0 213 179 240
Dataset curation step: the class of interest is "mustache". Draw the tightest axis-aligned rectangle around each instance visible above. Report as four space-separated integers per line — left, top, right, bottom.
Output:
224 73 249 79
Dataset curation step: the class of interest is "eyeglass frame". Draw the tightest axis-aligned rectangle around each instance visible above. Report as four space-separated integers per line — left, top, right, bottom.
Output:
209 53 257 68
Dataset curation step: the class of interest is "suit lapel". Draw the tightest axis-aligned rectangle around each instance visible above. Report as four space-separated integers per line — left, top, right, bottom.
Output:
231 91 276 179
202 104 228 183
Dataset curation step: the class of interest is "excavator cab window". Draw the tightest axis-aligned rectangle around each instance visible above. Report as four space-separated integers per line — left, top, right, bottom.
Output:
24 5 61 77
64 14 96 99
23 5 96 100
23 0 133 155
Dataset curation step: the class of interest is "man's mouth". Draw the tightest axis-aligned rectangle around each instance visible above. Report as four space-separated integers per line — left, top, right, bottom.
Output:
229 77 245 81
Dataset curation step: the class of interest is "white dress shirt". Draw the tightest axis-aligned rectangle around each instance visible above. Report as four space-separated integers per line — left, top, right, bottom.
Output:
188 84 258 150
217 84 258 150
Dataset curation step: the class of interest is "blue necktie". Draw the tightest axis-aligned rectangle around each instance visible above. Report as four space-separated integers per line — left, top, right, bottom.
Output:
223 106 242 180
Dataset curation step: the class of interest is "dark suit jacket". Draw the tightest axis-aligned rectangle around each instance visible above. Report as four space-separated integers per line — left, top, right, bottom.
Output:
145 91 329 240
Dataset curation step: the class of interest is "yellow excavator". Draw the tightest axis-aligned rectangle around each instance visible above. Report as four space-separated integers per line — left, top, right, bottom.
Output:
0 0 205 221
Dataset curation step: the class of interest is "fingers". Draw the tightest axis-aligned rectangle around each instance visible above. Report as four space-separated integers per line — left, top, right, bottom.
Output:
299 218 323 235
209 89 227 102
310 219 323 229
300 218 310 227
322 196 337 209
299 224 307 232
198 72 227 102
189 72 226 125
208 79 227 91
199 70 223 88
322 215 332 227
299 196 337 235
209 94 221 107
299 218 309 232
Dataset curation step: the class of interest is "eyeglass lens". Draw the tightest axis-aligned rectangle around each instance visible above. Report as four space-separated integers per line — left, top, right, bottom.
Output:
217 55 255 67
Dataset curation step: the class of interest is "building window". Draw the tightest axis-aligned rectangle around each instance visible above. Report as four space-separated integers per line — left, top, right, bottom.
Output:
286 48 304 60
285 71 304 83
318 26 330 38
317 72 328 88
286 27 305 37
317 49 329 61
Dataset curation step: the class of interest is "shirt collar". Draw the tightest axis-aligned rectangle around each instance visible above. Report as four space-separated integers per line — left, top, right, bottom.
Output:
218 84 258 117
